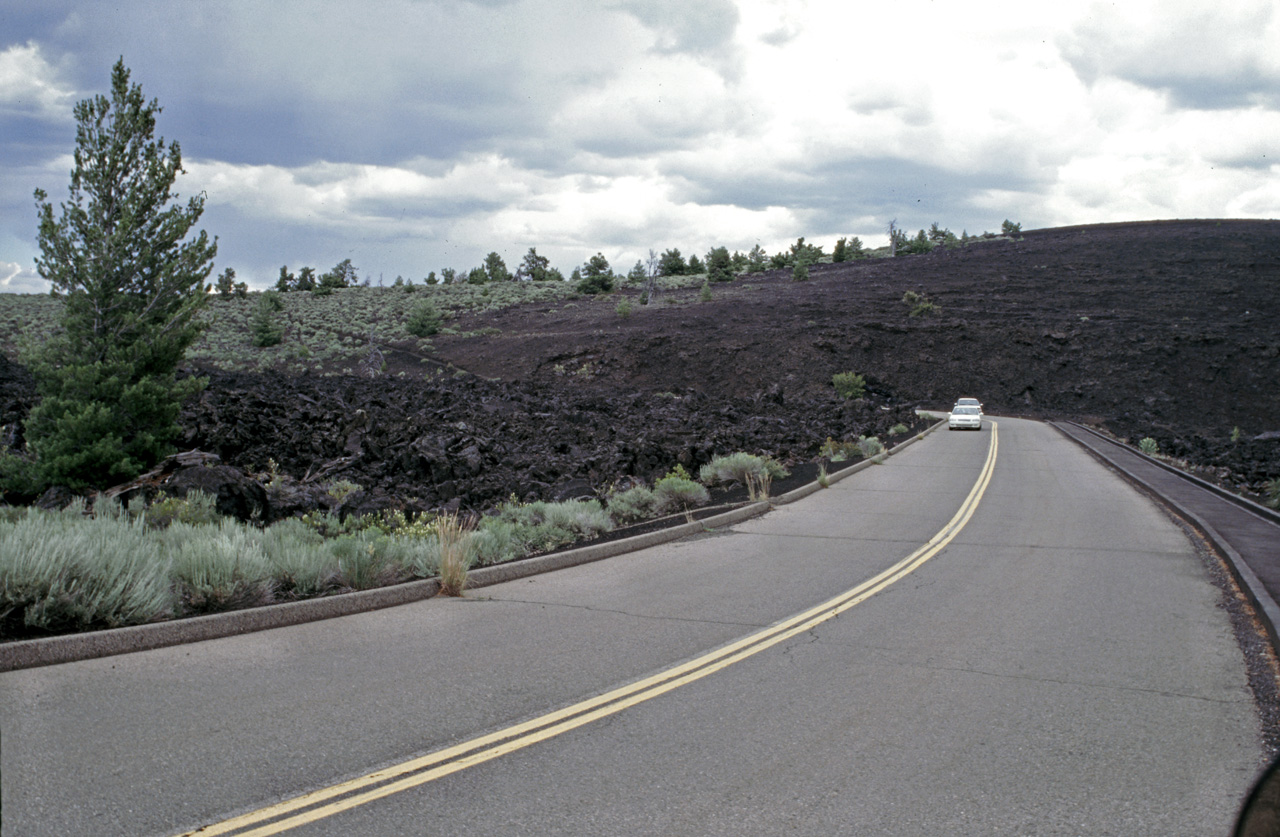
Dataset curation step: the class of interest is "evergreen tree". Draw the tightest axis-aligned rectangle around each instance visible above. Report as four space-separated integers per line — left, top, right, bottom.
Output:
705 246 734 282
320 257 358 289
627 260 647 284
19 59 216 490
832 238 848 263
516 247 551 282
483 251 512 283
406 299 442 337
250 291 284 347
276 265 296 292
295 266 316 292
215 267 236 297
577 253 614 294
658 248 686 276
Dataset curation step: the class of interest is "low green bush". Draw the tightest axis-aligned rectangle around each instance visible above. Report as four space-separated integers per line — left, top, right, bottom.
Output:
163 520 274 613
902 290 939 317
653 465 710 513
1139 437 1159 455
1264 479 1279 510
0 503 173 635
607 485 659 523
406 299 442 337
832 372 866 400
146 490 222 529
857 436 884 458
699 452 788 487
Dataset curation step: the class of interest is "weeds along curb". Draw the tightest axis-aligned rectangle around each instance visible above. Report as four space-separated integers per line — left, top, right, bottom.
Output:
773 417 946 505
0 502 770 672
467 501 770 589
0 419 945 672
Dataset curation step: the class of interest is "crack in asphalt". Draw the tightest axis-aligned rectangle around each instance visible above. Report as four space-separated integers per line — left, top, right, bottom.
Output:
471 595 768 630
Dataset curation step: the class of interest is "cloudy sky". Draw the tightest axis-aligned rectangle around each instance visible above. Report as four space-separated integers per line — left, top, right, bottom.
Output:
1 0 1277 292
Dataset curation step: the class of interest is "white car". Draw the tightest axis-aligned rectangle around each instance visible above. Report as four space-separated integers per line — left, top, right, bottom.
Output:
954 397 983 414
949 405 983 431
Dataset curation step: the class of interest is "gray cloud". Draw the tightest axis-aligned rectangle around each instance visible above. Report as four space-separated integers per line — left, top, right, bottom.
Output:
1061 3 1280 110
608 0 739 56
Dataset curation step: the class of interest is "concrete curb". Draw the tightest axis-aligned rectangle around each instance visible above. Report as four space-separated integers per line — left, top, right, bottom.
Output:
1063 421 1280 526
0 417 945 672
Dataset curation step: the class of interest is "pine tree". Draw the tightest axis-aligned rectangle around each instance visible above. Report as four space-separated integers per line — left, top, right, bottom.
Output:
19 59 216 490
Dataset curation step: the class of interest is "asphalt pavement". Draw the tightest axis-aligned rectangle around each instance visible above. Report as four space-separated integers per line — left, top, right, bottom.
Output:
0 417 1264 836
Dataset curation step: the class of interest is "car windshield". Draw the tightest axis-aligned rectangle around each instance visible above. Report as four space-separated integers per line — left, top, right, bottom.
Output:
953 406 979 415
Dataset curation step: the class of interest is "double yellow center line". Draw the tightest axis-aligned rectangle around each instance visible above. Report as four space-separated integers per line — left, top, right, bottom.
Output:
183 423 998 836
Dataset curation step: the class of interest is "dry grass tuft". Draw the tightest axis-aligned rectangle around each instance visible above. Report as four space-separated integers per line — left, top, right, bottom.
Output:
435 512 473 596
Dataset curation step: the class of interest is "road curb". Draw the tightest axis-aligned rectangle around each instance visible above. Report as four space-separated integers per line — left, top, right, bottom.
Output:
0 418 945 672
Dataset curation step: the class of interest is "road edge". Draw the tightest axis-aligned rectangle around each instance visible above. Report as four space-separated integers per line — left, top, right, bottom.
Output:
0 418 946 672
1049 420 1280 654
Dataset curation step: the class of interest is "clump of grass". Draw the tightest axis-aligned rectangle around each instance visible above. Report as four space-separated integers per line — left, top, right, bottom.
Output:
325 479 363 503
745 470 773 501
889 423 910 436
817 462 830 488
1264 479 1279 510
902 290 939 317
857 436 884 458
1139 437 1159 455
819 436 862 462
145 490 222 530
436 512 473 596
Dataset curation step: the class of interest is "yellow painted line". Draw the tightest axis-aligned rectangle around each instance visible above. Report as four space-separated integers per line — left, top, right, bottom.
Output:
181 423 998 836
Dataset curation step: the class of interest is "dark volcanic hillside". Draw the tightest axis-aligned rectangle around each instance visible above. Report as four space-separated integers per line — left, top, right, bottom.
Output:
429 219 1280 496
2 219 1278 512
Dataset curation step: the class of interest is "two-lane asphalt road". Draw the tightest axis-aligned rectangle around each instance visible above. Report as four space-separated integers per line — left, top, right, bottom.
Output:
0 418 1264 835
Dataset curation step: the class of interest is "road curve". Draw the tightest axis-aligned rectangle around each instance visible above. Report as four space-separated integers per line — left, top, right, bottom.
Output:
0 417 1265 836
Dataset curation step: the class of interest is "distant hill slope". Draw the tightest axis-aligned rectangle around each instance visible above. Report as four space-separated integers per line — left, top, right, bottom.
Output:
429 219 1279 494
2 219 1277 504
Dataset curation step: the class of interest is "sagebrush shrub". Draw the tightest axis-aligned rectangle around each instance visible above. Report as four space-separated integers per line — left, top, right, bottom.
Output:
653 466 710 513
165 520 275 613
0 509 173 635
699 453 788 487
857 436 884 458
608 485 659 523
